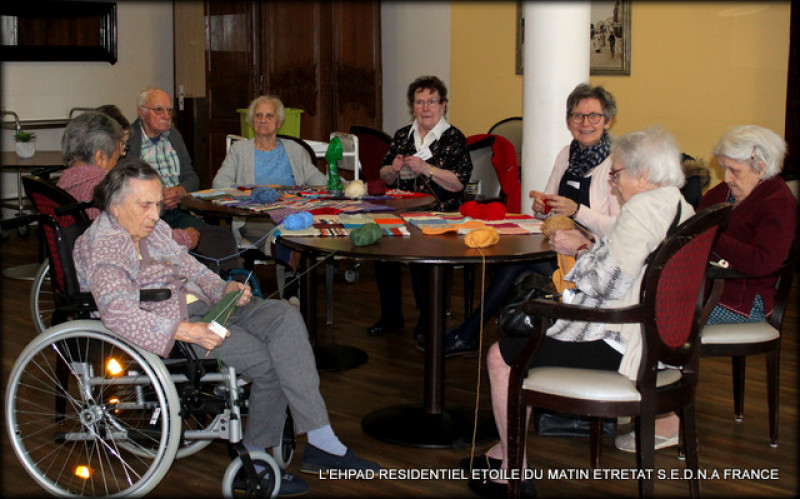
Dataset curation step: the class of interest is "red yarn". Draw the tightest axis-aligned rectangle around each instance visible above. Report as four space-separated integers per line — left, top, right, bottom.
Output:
483 202 507 220
459 200 483 218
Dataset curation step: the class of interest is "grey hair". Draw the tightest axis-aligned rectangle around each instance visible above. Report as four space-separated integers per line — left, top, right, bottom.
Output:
62 111 123 167
93 158 162 212
611 127 685 188
137 87 158 107
712 125 786 178
566 83 618 122
246 95 286 128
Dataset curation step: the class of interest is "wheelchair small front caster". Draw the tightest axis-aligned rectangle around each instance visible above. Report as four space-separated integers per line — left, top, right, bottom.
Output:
222 450 281 498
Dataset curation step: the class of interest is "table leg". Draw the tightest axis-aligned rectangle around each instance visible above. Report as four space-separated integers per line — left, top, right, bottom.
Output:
298 251 367 372
361 263 473 448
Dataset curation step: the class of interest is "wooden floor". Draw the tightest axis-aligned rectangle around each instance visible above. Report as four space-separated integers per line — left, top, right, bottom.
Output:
1 224 797 498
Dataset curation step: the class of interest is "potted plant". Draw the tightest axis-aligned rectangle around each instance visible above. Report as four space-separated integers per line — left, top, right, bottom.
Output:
14 130 36 158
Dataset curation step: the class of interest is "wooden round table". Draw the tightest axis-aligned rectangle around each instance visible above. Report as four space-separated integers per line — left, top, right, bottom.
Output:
280 224 554 448
180 191 436 373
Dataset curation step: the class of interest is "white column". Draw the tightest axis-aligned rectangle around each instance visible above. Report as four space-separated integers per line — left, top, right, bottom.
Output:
521 2 590 214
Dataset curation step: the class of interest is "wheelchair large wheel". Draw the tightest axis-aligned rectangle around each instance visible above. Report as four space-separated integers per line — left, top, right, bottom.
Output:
5 320 182 497
30 260 54 335
222 450 281 499
271 407 295 469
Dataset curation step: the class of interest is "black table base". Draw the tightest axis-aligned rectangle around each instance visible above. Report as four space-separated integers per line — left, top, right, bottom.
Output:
362 404 476 449
313 344 368 372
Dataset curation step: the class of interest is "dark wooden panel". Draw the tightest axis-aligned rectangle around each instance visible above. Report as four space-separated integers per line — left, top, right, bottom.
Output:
784 2 800 176
205 0 258 177
263 1 332 141
332 1 382 133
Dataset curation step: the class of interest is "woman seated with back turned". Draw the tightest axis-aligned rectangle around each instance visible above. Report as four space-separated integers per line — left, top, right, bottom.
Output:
464 128 692 499
57 110 200 249
444 83 621 357
614 124 798 454
74 159 380 496
368 75 473 344
213 95 326 300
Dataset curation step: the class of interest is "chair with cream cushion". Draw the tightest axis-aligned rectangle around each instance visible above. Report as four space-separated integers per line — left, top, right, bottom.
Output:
700 233 797 447
506 203 732 498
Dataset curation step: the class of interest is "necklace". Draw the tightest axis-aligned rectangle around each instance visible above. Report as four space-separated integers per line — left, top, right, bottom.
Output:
255 140 279 152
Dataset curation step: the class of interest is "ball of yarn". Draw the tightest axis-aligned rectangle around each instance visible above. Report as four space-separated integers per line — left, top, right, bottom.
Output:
344 179 367 199
483 202 506 220
465 227 500 248
541 215 575 237
349 223 383 246
459 200 483 218
283 211 314 230
251 186 280 204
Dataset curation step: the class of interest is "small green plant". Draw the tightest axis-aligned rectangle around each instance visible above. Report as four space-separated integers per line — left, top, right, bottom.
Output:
13 131 36 142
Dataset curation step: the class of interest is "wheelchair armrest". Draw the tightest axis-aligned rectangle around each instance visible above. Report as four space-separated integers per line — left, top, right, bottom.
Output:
141 289 171 302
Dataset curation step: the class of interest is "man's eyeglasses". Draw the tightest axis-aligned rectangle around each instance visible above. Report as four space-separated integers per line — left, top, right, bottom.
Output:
569 112 604 125
414 99 441 108
608 167 625 181
140 105 175 117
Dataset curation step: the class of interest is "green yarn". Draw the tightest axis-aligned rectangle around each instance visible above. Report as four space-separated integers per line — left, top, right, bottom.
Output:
349 223 383 246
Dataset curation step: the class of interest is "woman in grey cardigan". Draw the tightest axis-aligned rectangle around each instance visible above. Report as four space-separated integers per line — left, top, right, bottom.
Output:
213 95 326 300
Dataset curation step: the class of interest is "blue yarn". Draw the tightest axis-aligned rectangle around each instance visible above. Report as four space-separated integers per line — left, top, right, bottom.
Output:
251 186 280 204
283 211 314 230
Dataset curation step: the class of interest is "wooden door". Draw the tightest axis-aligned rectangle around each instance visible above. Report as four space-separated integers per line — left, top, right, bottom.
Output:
331 1 382 134
205 0 259 182
261 2 332 141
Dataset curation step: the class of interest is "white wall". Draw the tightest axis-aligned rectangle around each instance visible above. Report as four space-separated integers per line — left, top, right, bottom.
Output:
381 1 451 134
1 2 174 152
1 2 173 213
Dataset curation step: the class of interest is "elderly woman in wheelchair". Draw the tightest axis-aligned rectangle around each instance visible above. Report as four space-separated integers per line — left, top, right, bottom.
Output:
6 158 379 498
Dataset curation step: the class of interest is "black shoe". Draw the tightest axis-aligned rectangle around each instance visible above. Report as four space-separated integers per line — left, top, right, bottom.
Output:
299 444 382 475
459 454 502 472
233 471 309 497
368 318 404 336
467 477 536 498
445 331 479 357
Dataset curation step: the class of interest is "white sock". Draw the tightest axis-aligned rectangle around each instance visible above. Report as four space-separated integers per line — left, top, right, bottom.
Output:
307 425 347 456
244 443 266 473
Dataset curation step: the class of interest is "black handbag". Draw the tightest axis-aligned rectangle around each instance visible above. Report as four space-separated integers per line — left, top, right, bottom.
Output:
498 271 557 338
533 409 617 438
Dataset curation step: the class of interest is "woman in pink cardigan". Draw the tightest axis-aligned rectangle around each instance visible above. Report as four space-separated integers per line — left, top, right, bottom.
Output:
57 110 199 250
444 84 621 358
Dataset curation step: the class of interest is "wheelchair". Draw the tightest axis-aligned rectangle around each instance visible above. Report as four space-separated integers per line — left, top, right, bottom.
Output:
6 202 296 497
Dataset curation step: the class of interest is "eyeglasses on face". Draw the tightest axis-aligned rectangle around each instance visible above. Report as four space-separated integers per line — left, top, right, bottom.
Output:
569 112 604 124
414 99 441 108
608 167 625 181
141 105 175 117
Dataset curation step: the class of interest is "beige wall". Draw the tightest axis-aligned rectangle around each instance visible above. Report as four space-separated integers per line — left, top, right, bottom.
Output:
450 1 790 184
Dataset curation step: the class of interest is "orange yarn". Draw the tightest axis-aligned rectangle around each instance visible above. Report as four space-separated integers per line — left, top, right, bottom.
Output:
465 227 500 248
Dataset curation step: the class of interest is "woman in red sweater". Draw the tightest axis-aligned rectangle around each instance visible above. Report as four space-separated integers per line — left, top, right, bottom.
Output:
699 124 797 323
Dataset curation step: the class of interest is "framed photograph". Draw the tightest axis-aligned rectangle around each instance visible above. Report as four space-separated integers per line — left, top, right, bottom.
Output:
516 0 631 76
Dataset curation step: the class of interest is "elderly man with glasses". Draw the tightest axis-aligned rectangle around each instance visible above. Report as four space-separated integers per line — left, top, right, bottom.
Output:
127 87 243 276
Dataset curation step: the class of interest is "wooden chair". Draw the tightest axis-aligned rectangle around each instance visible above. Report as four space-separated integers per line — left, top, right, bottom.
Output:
350 125 391 182
507 203 732 498
700 232 798 447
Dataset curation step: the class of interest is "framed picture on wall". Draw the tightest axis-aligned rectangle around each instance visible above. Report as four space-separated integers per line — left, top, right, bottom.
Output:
516 0 631 76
